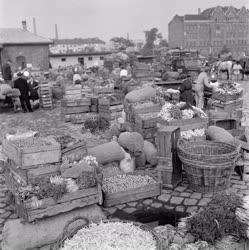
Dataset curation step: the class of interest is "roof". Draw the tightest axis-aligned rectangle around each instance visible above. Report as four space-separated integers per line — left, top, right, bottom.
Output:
0 28 52 45
184 14 210 21
201 6 242 17
49 51 113 57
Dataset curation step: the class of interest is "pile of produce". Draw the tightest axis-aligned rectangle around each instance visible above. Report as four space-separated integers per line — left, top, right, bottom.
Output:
158 102 207 121
61 221 157 250
181 128 205 140
102 174 156 193
213 81 242 95
16 156 100 205
184 193 248 245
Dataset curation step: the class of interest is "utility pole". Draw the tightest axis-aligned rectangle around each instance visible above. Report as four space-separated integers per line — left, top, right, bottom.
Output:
33 18 37 34
55 24 58 40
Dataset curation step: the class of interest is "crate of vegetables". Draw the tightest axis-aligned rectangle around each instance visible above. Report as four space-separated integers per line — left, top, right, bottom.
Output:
131 101 161 115
2 137 61 168
102 172 161 207
157 102 208 132
13 157 103 222
93 86 114 95
135 112 159 129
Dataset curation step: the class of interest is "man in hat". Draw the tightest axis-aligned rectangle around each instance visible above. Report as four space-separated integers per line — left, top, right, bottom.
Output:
14 72 33 112
193 66 213 109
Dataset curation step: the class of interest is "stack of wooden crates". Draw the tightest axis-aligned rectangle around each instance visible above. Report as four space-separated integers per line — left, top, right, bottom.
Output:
124 101 161 143
61 85 91 123
3 135 102 223
209 89 243 136
155 126 182 188
39 81 53 109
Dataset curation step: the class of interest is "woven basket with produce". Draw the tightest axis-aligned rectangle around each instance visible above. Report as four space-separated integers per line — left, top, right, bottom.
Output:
55 218 163 250
177 139 239 193
212 81 243 103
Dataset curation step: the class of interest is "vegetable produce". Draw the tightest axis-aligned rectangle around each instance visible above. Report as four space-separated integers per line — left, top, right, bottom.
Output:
11 138 51 148
118 132 144 156
206 126 236 144
181 129 205 140
143 140 158 166
102 174 156 193
61 221 157 250
213 81 242 95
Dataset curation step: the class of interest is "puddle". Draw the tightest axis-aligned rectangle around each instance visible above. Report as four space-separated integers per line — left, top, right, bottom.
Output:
112 208 187 228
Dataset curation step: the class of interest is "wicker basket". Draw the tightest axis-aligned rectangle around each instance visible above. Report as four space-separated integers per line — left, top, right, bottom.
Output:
212 90 243 103
177 139 239 193
54 218 163 250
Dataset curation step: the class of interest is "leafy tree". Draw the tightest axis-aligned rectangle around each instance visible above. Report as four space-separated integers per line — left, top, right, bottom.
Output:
159 39 168 48
142 28 162 55
110 37 135 50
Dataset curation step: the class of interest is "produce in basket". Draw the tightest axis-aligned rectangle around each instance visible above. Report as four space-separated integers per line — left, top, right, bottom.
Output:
181 128 205 140
60 220 158 250
102 174 156 193
143 140 158 166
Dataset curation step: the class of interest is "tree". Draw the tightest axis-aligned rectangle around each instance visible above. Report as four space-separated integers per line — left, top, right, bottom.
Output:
110 37 135 51
142 28 162 55
159 39 168 48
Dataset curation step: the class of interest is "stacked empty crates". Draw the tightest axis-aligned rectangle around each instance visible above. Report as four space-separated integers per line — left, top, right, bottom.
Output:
61 85 91 123
124 101 161 143
155 126 182 188
40 81 53 109
98 95 123 121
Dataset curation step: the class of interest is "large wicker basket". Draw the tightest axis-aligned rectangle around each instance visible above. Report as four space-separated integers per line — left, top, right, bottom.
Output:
177 139 239 193
55 218 163 250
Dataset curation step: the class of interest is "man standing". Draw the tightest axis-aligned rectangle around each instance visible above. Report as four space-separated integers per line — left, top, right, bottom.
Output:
14 72 33 113
28 75 39 101
194 66 213 109
2 60 13 86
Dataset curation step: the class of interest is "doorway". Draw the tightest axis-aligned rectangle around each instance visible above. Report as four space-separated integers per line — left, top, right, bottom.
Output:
16 55 27 70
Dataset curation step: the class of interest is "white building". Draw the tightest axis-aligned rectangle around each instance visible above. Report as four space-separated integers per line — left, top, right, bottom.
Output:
49 51 112 68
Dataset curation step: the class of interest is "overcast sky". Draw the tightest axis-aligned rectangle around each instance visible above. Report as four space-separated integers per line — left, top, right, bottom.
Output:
0 0 248 42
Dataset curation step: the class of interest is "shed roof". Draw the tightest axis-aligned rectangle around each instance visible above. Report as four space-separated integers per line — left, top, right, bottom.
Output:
0 28 52 45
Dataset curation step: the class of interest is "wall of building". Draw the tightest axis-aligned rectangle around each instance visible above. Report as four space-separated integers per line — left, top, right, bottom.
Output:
49 54 105 68
1 44 50 70
168 17 184 48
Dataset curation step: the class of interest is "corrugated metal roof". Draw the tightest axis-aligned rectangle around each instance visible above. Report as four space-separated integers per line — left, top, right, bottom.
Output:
50 51 113 57
184 15 210 21
0 28 52 45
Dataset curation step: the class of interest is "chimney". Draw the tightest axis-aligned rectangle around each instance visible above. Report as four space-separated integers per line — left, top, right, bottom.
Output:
33 18 37 34
198 8 201 15
55 24 58 40
22 20 27 31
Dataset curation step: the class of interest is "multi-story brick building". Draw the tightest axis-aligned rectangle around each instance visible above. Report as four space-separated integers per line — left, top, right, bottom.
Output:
168 6 249 57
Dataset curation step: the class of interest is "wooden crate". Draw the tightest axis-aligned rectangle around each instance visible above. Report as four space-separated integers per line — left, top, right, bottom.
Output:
14 184 103 222
64 85 82 99
2 138 61 168
103 172 161 207
211 98 243 112
155 126 180 158
135 112 159 129
5 161 61 188
156 156 182 189
61 106 90 114
133 126 157 140
157 117 208 132
61 98 91 107
93 87 114 94
62 140 88 159
209 118 241 131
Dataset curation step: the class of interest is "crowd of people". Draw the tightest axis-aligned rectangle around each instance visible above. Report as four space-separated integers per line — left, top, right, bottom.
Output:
0 60 40 113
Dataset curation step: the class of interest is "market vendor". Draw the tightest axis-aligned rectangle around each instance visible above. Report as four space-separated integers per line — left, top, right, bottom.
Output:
193 66 213 109
73 68 82 85
179 75 194 105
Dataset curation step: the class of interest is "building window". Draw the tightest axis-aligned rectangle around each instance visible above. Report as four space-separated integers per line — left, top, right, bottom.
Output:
100 56 104 60
88 56 93 61
78 57 84 65
61 58 66 62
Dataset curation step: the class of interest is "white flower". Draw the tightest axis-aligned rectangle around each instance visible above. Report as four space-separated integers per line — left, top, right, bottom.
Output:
50 176 64 185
